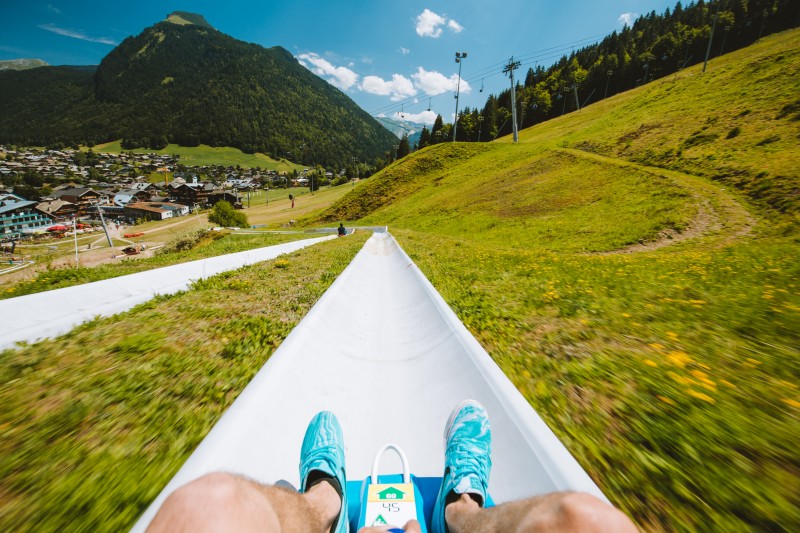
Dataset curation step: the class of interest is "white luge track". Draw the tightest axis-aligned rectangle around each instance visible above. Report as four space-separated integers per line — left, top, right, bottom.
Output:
0 235 336 350
132 231 605 531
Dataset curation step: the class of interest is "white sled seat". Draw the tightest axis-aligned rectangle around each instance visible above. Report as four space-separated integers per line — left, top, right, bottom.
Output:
132 231 605 531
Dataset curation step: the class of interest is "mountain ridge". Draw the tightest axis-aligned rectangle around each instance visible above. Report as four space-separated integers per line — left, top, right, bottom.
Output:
0 13 397 167
0 58 49 71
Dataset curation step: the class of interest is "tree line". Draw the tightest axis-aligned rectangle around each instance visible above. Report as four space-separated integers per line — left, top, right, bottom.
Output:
406 0 797 150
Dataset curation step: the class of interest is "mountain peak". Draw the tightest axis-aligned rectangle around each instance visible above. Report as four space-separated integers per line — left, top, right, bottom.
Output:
0 58 49 71
165 11 214 29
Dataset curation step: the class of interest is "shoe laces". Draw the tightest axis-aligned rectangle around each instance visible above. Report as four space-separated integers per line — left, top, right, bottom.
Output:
304 444 340 469
448 441 491 485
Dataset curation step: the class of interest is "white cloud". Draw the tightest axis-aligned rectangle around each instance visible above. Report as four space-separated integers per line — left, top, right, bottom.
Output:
447 20 463 33
362 74 417 101
38 23 117 45
618 12 637 27
415 9 446 38
415 9 464 38
398 47 410 55
296 52 359 90
411 66 471 96
393 109 437 125
47 4 62 15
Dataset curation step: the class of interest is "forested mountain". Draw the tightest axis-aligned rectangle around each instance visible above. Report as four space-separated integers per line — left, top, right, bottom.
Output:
0 12 397 167
434 0 798 144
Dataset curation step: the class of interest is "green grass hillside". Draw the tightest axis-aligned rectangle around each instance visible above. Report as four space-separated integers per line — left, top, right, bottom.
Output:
1 29 797 532
509 29 800 217
91 141 304 172
310 29 800 530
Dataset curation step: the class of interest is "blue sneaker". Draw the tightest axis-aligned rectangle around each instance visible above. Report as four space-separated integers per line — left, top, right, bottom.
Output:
431 400 492 533
299 411 348 533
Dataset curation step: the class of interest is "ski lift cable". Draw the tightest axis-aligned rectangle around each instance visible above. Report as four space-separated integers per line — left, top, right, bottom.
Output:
370 35 602 116
369 32 608 116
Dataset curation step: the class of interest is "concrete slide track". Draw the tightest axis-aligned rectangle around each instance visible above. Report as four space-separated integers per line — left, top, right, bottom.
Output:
0 235 336 350
132 231 605 530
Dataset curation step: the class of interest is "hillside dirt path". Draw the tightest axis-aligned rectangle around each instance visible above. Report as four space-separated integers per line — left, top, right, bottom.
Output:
137 213 208 237
559 148 756 254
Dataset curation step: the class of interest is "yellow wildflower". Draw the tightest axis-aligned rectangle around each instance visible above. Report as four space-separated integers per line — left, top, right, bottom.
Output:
644 359 658 367
781 398 800 408
687 389 716 403
657 395 676 405
667 351 692 368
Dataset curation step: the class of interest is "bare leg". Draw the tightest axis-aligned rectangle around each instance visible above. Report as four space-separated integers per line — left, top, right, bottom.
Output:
445 492 638 533
147 472 341 533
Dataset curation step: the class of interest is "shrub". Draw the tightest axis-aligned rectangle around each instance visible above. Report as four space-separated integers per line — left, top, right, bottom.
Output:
208 200 248 228
156 228 210 255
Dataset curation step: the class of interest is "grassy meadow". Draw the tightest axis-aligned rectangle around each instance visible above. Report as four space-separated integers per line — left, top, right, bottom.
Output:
91 140 304 172
308 29 800 530
1 28 798 532
0 232 371 530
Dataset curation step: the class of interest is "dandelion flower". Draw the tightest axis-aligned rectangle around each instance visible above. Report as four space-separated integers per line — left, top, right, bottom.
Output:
667 351 691 367
687 389 716 403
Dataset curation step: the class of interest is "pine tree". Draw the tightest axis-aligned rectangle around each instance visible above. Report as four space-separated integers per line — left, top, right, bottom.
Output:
431 115 444 144
397 133 411 159
418 127 431 149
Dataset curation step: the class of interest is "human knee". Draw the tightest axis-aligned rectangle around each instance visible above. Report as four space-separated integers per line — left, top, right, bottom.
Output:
553 492 636 531
519 492 636 532
164 472 245 511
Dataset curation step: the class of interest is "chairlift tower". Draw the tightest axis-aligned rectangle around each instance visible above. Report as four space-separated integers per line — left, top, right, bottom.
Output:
453 52 467 142
503 56 521 142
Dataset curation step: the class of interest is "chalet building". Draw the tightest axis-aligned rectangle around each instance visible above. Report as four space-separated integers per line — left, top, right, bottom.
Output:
113 189 151 207
170 182 241 210
130 182 159 193
0 197 54 236
36 199 78 221
52 187 102 216
226 177 256 190
124 202 189 221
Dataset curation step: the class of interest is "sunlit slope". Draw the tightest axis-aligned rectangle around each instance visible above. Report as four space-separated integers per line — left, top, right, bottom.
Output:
313 144 701 252
305 33 799 529
314 29 798 239
507 29 800 215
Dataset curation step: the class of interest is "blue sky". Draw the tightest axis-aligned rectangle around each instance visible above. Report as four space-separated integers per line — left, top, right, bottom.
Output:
0 1 678 124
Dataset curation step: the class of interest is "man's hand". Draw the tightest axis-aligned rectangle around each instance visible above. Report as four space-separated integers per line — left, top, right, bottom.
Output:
357 519 422 533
